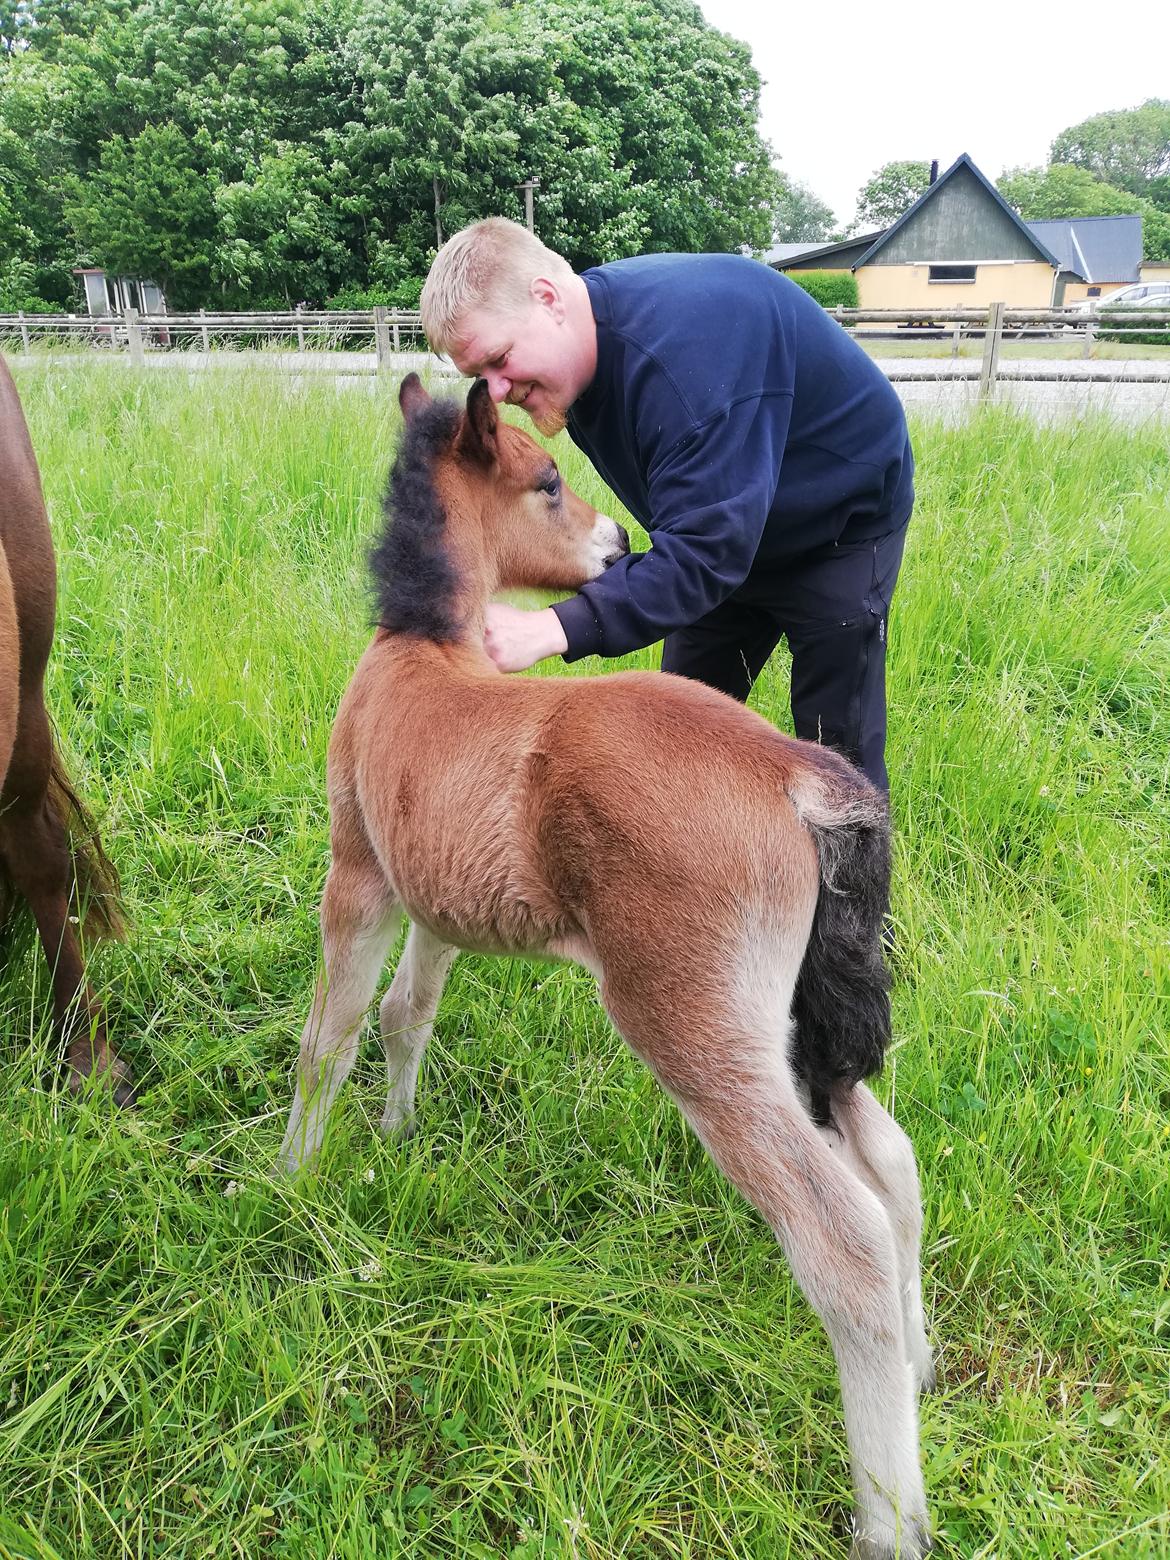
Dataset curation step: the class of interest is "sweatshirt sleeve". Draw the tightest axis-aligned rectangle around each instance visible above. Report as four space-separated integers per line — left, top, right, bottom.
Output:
552 391 795 661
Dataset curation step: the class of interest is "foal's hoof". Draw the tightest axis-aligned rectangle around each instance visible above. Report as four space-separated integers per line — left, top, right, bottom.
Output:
851 1518 932 1560
380 1108 418 1142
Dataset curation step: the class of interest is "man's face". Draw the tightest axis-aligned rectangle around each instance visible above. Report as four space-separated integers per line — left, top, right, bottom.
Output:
449 290 577 437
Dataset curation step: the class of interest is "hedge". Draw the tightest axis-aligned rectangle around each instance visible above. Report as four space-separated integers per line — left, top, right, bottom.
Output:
783 269 859 309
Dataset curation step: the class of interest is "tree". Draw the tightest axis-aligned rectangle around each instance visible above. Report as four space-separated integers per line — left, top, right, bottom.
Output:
852 161 931 231
67 123 219 307
1050 100 1170 200
1 0 788 306
770 175 835 244
998 163 1141 219
215 145 352 306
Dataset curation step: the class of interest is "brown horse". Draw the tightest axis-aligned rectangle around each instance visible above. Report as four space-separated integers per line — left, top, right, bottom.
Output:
281 374 932 1558
0 357 131 1104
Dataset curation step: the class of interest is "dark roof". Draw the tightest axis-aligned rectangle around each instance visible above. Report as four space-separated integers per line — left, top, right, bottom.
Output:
1025 215 1142 283
763 232 885 269
856 154 1062 270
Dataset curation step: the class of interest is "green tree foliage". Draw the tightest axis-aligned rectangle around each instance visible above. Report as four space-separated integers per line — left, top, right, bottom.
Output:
1050 99 1170 202
67 123 219 307
0 0 788 309
998 162 1170 264
770 176 836 244
852 161 931 231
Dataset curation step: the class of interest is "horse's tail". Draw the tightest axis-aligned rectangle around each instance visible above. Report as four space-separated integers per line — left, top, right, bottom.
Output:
46 741 125 942
787 751 891 1124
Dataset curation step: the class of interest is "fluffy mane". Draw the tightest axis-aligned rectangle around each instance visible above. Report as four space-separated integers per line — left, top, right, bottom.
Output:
370 398 463 640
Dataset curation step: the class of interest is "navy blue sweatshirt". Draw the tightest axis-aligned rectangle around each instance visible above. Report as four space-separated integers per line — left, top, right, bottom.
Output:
553 253 914 662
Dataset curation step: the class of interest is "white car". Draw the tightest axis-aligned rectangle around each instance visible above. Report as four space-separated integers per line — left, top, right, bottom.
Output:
1067 282 1170 315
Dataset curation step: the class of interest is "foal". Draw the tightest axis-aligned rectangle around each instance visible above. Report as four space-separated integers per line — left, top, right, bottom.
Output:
0 358 130 1102
282 374 932 1558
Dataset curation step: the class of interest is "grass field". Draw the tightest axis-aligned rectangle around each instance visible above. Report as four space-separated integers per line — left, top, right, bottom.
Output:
0 361 1167 1559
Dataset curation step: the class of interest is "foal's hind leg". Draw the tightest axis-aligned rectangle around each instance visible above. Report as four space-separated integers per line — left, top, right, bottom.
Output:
0 697 130 1104
826 1083 935 1394
601 974 929 1560
280 800 401 1172
378 922 457 1139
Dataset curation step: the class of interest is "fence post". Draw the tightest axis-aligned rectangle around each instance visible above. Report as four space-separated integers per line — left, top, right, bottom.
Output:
18 311 30 351
979 301 1004 400
1082 316 1097 360
373 306 390 370
125 306 144 367
296 303 305 353
951 321 961 359
392 317 401 352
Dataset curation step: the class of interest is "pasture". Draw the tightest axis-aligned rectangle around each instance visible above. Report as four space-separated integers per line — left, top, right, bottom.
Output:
0 360 1166 1558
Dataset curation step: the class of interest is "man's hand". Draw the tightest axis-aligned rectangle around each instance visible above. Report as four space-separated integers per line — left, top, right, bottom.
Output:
482 603 569 673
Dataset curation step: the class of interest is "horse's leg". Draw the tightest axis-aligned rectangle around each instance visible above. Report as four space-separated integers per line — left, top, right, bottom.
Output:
0 694 131 1103
600 959 929 1560
280 801 401 1172
823 1083 935 1394
377 922 457 1139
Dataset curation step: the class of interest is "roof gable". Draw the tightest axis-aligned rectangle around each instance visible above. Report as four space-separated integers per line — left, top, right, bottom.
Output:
856 155 1060 269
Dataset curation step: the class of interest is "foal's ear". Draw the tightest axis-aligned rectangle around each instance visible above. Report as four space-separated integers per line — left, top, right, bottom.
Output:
399 373 431 423
459 378 499 467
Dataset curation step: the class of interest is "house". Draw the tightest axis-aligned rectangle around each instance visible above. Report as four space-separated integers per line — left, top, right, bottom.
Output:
74 269 167 317
767 154 1149 318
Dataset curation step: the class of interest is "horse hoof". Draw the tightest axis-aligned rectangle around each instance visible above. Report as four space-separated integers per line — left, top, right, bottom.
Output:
63 1054 136 1108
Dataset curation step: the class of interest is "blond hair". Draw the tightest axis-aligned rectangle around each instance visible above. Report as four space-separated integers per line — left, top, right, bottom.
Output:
420 218 573 354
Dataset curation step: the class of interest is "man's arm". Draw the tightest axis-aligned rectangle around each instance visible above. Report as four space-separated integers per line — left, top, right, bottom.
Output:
552 392 795 662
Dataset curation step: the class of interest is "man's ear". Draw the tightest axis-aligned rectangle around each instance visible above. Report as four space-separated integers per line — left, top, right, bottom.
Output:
399 372 431 423
531 275 565 322
459 378 499 466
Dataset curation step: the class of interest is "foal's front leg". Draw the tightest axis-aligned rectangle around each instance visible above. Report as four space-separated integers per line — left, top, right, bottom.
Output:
280 828 401 1172
378 922 457 1139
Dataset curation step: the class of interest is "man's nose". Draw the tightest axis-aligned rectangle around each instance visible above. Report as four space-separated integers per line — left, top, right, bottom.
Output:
482 370 511 402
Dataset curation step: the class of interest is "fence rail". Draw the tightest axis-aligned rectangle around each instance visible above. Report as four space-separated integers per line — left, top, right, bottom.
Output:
2 305 1168 403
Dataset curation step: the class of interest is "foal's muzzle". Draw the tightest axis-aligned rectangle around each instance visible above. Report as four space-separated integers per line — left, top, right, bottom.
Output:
600 517 631 569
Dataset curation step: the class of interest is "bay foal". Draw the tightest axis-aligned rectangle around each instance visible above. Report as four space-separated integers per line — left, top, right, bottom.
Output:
0 358 130 1102
282 374 932 1557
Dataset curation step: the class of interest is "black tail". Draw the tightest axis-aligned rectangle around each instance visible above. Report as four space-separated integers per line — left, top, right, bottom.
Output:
790 775 891 1126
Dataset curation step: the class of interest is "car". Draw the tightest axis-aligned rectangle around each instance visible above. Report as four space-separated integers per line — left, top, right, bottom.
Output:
1066 282 1170 316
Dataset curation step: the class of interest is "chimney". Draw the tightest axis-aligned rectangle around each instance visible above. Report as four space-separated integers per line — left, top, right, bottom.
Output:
929 160 939 184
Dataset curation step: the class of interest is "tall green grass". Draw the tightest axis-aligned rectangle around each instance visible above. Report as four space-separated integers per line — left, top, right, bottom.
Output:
0 361 1166 1559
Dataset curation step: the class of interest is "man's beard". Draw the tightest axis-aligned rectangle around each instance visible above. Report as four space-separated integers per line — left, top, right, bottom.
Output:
528 402 567 437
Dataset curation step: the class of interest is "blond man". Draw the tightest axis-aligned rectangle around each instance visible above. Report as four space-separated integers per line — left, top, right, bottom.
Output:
421 218 913 793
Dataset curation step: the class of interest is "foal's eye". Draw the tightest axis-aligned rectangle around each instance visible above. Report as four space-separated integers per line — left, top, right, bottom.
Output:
538 472 562 499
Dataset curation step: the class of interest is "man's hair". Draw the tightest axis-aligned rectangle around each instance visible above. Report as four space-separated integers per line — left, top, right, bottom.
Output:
420 218 573 355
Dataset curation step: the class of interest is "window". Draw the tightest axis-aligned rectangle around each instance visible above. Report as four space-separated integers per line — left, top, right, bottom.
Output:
928 264 976 283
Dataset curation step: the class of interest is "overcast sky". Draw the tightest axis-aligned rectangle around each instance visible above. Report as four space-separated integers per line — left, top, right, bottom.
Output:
697 0 1170 227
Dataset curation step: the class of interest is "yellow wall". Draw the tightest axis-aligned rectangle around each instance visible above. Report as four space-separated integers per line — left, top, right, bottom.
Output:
1062 281 1131 304
1140 263 1170 283
856 263 1055 320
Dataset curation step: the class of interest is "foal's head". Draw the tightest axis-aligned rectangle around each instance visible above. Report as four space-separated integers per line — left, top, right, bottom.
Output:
375 375 628 644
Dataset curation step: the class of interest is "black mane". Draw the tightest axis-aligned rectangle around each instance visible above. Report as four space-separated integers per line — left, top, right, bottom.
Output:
370 398 463 640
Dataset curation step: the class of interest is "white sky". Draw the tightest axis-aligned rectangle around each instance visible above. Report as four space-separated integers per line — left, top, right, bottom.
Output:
697 0 1170 228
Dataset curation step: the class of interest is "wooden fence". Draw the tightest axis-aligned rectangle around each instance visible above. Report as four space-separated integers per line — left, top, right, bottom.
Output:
2 304 1168 398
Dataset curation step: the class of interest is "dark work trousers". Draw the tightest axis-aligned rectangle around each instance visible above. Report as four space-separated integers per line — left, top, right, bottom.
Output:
660 523 909 794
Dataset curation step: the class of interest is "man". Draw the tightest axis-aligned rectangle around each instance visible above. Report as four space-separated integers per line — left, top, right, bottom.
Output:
420 218 913 794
